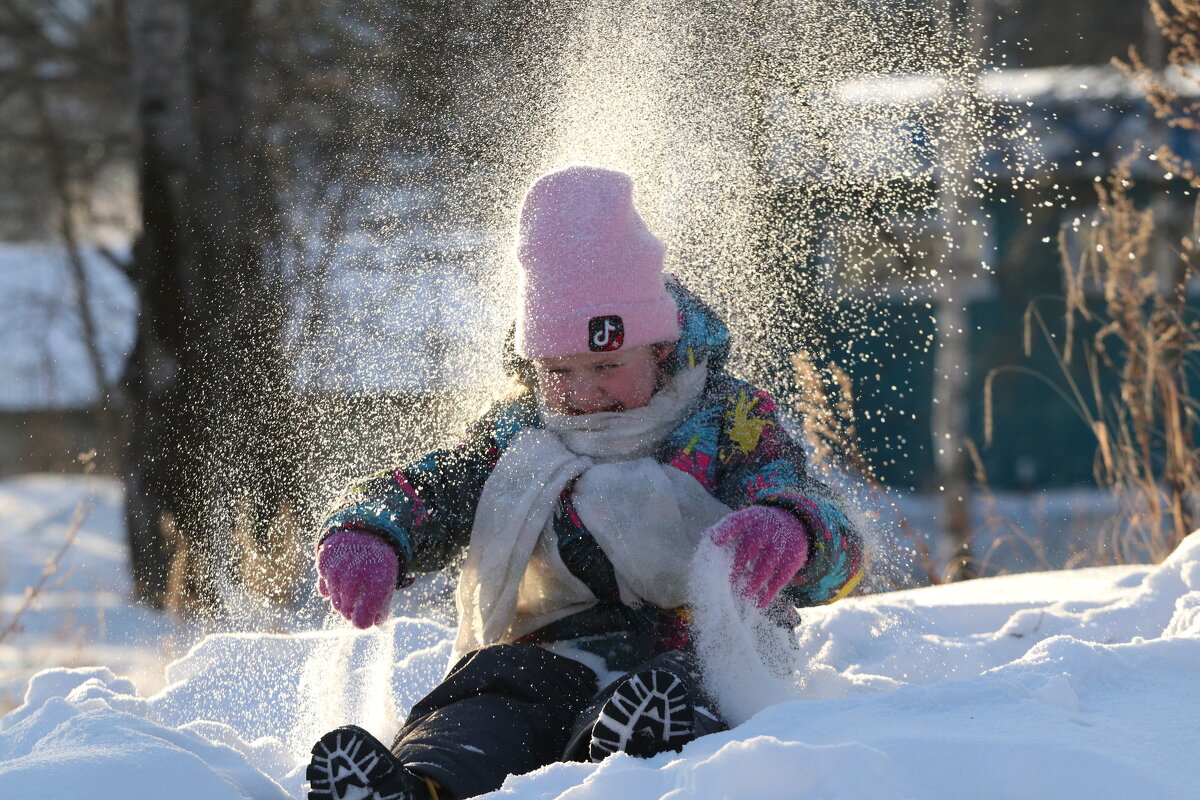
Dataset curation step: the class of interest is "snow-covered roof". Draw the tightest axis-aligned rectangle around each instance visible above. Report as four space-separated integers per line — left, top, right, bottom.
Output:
0 243 136 412
286 224 510 395
1 221 506 409
831 64 1200 105
776 65 1200 183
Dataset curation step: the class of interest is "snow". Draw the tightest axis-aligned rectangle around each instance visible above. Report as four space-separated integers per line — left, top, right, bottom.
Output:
0 475 175 709
1 474 1198 799
290 259 507 394
0 244 137 411
0 235 501 408
777 64 1200 183
829 65 1200 106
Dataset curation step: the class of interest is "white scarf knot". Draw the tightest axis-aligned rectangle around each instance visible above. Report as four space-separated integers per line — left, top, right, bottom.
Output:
453 365 732 661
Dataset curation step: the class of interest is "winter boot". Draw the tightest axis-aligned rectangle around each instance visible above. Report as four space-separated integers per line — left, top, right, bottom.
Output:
587 666 722 761
307 725 434 800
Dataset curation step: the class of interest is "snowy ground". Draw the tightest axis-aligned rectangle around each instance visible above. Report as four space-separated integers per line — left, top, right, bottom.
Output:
1 474 1198 799
0 475 181 711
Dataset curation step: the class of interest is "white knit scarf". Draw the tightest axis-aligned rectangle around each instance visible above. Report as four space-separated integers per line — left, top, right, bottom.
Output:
453 364 732 661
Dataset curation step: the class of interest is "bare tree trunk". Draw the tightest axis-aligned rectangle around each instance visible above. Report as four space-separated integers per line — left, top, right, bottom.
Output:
736 0 801 388
123 0 196 605
933 0 987 580
123 0 298 609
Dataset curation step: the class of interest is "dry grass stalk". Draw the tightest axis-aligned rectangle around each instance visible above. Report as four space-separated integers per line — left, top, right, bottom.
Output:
162 511 209 619
1047 154 1200 564
963 438 1051 576
987 146 1200 565
1036 0 1200 563
0 451 99 644
163 499 308 623
1118 0 1200 186
0 500 89 645
792 351 942 585
233 500 308 613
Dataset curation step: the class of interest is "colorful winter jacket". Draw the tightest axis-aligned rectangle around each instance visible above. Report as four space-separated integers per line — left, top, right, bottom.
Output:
319 281 863 665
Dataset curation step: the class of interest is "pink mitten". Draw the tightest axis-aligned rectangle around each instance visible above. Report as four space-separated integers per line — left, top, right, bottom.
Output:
316 529 400 629
709 506 810 609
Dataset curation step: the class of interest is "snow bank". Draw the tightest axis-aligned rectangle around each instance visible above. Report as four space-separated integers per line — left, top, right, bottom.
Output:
2 532 1199 799
0 668 291 800
0 617 452 799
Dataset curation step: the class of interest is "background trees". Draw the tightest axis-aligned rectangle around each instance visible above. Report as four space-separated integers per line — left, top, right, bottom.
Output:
5 0 1194 604
118 0 545 609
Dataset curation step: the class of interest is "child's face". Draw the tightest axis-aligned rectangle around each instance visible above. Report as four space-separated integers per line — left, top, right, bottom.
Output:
533 345 667 415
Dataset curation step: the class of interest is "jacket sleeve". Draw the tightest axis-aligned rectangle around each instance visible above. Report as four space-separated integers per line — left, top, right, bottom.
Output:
711 383 864 607
317 404 520 577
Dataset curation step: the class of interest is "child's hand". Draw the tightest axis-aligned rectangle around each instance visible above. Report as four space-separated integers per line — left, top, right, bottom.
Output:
316 529 400 628
709 506 810 609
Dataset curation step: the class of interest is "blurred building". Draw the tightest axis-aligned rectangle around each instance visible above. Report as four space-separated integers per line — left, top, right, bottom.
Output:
0 244 135 474
779 65 1200 491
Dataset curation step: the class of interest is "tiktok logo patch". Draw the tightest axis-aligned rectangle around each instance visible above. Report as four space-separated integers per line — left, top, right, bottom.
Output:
588 315 624 351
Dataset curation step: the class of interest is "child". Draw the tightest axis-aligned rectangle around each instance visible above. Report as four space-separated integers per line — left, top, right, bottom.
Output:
305 166 863 800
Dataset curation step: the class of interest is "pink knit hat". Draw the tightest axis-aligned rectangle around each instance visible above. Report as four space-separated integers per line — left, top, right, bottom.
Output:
514 166 680 359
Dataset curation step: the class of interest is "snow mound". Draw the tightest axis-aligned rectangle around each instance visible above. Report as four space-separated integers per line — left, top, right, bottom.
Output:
0 618 452 799
0 668 290 800
2 535 1200 799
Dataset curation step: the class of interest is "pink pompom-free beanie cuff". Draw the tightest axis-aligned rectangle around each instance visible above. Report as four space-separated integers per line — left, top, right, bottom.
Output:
515 165 681 359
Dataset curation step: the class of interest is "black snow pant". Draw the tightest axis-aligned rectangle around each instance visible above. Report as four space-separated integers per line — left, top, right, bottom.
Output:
389 643 721 799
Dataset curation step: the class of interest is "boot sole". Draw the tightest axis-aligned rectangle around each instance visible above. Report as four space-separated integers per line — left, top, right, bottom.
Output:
306 725 415 800
589 668 695 760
